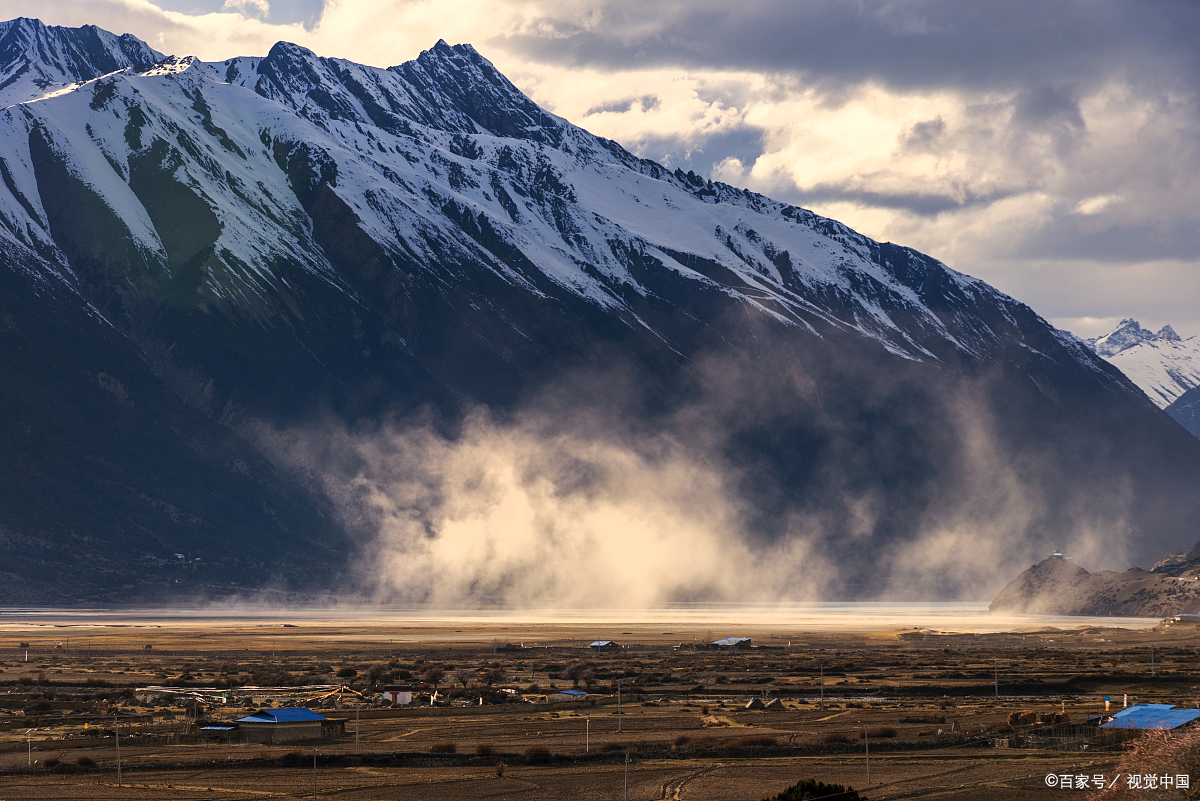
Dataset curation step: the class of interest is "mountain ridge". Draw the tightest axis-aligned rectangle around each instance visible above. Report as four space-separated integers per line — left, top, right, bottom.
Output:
3 18 1200 603
1082 318 1200 410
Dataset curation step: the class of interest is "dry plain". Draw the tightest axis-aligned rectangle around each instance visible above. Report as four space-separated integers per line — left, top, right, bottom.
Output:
0 607 1194 800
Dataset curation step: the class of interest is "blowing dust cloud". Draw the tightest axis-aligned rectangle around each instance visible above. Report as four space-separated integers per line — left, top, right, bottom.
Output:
241 389 1132 608
300 410 831 607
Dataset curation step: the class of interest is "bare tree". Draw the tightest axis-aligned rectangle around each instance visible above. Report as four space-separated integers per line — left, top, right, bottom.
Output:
483 667 506 688
1092 726 1200 800
561 661 595 689
423 667 446 694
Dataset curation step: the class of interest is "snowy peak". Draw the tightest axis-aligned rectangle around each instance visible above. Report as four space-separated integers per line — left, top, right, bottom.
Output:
217 37 563 147
1086 318 1181 357
1083 319 1200 409
0 17 162 106
395 40 564 145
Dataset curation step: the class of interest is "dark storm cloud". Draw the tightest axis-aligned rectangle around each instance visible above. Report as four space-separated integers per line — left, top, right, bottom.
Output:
584 94 660 116
501 0 1200 95
794 181 1018 216
1016 217 1200 264
621 126 767 175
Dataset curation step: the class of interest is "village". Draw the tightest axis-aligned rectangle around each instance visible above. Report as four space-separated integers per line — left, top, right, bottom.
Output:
2 616 1200 799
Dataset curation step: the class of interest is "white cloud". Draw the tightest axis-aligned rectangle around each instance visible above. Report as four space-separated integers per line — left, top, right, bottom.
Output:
1073 194 1123 216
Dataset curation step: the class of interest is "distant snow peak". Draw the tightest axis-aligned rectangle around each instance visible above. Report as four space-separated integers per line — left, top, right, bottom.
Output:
1087 318 1158 357
1083 318 1200 409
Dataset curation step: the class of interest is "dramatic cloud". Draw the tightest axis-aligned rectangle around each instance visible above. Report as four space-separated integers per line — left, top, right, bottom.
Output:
9 0 1199 335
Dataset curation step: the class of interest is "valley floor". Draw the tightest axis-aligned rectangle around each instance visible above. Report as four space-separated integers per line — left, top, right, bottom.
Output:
0 611 1191 800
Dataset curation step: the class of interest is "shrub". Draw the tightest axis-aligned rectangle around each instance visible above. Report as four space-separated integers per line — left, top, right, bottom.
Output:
475 743 494 756
42 758 61 767
600 742 625 752
860 726 897 739
725 735 777 749
336 667 357 679
76 756 96 768
428 742 456 754
523 746 553 764
1091 726 1200 800
673 735 691 747
763 778 863 801
822 732 852 745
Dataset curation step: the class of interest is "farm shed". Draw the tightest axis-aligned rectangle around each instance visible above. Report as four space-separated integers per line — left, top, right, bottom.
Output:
547 690 589 703
710 637 751 649
1100 703 1200 730
588 640 621 651
233 708 340 743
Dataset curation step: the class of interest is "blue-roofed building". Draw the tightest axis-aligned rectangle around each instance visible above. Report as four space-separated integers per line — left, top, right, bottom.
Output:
589 640 620 650
232 707 338 743
710 637 751 649
1100 703 1200 731
547 689 589 703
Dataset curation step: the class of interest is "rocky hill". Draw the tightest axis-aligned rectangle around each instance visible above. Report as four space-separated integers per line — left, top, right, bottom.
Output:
990 549 1200 617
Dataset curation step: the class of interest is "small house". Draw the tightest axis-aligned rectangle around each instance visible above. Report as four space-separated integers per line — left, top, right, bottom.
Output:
589 640 621 651
710 637 751 649
547 689 588 703
383 685 414 706
233 708 339 743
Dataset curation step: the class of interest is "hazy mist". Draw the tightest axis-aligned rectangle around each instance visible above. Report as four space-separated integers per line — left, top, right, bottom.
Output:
238 351 1143 607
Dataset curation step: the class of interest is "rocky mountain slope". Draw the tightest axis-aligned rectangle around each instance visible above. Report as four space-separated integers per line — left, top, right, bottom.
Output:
990 549 1200 617
4 18 1200 602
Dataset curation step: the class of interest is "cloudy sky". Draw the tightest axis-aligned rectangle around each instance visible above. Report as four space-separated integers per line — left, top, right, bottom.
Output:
12 0 1200 338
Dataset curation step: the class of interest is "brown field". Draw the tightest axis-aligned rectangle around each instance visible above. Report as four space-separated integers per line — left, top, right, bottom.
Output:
0 608 1195 800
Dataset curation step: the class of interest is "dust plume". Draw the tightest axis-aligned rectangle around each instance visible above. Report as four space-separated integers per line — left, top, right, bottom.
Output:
269 408 832 607
243 343 1147 607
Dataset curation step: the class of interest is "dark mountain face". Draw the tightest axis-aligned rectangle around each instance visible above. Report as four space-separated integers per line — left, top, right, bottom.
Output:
3 18 1200 604
1168 388 1200 440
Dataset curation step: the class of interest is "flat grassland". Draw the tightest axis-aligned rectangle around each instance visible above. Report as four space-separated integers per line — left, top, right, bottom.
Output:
0 610 1192 800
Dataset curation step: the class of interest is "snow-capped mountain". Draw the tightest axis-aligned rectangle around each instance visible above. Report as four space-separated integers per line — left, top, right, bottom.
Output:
4 18 1200 602
1082 319 1200 409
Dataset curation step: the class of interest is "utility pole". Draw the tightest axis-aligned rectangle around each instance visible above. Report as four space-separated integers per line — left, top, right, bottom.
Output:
994 660 998 699
313 748 317 800
115 713 121 787
1151 645 1155 676
820 666 824 710
863 724 871 786
617 679 623 733
355 708 360 755
586 716 589 753
624 752 630 801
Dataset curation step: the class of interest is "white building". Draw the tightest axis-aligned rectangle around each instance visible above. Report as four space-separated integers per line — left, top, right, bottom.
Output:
383 685 413 705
